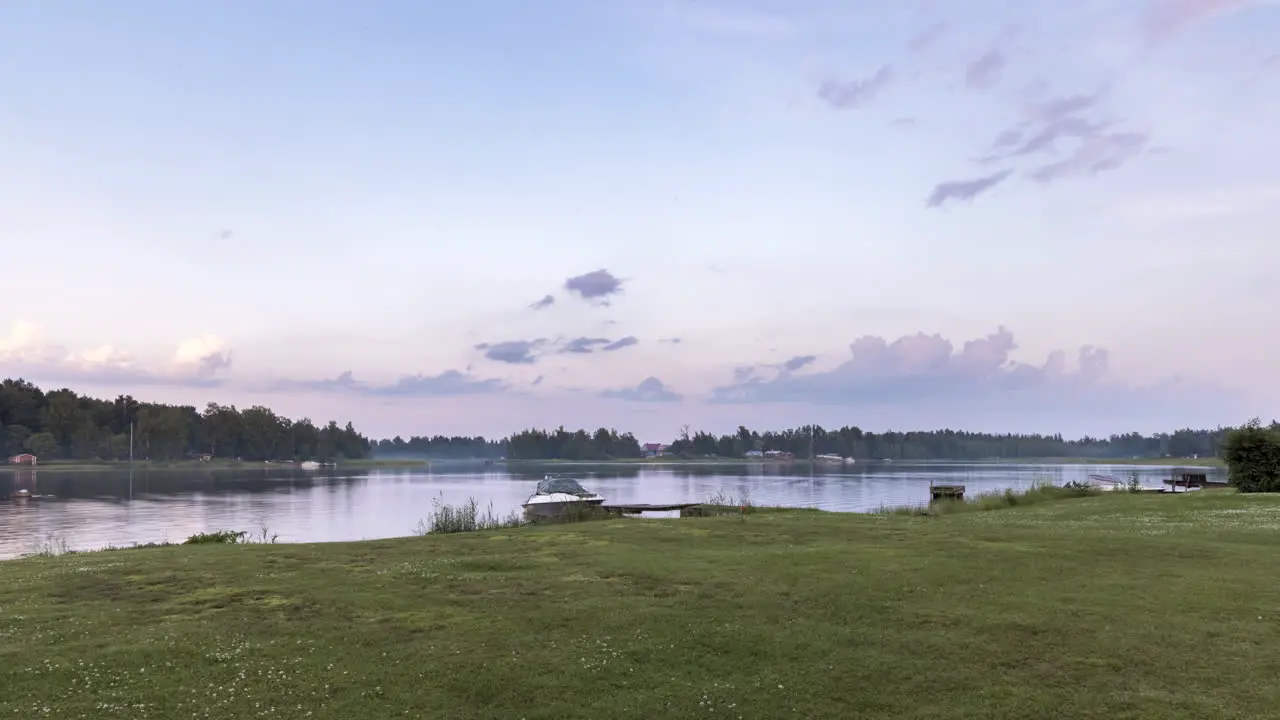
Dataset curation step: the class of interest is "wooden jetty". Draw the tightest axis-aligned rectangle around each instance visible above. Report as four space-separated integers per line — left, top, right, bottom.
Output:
929 484 965 502
601 502 705 517
1163 469 1230 491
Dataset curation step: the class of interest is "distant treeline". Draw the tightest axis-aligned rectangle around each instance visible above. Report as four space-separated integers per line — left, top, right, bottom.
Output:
0 379 370 462
1 376 1242 464
375 424 1236 461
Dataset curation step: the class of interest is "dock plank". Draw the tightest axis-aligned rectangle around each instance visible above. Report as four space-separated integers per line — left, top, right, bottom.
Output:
601 503 702 513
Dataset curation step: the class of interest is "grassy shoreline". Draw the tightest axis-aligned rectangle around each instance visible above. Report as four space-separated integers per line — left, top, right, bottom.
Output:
4 490 1278 717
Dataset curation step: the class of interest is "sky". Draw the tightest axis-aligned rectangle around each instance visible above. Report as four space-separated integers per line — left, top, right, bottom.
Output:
1 0 1278 441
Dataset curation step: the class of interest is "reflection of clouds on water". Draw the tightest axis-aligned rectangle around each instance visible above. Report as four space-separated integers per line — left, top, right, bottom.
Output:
0 463 1227 558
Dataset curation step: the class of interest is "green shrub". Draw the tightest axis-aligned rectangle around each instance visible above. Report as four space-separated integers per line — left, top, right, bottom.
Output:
1222 420 1280 493
185 530 247 544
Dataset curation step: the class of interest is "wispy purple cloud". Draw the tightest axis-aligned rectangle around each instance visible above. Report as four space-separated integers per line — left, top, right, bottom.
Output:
817 66 893 110
966 49 1007 90
564 269 623 302
926 169 1013 208
474 339 546 365
601 377 682 403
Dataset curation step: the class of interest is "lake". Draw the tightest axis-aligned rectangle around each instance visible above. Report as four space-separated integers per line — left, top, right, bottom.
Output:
0 461 1225 559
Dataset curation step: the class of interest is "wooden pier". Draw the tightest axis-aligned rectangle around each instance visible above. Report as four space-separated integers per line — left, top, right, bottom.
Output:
1163 469 1230 490
929 484 966 502
602 503 705 517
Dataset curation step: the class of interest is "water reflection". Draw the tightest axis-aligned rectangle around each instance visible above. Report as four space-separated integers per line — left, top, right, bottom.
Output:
0 462 1226 558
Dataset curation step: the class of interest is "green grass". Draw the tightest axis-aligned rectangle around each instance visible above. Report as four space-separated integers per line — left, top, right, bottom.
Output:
4 492 1280 718
883 482 1102 516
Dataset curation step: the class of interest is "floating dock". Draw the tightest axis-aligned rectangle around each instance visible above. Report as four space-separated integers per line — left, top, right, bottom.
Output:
601 503 705 517
929 484 966 502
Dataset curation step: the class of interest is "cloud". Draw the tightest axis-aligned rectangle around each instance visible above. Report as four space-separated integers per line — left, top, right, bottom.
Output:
817 65 893 110
966 49 1007 90
782 355 817 372
602 336 639 352
474 339 545 365
601 377 683 403
373 371 506 397
1028 131 1150 183
529 294 556 311
172 335 233 379
557 336 638 354
660 337 683 345
708 327 1188 410
0 321 232 387
564 269 624 301
1142 0 1261 43
561 337 611 354
272 369 505 397
952 89 1151 200
532 375 544 387
218 229 234 240
926 169 1013 207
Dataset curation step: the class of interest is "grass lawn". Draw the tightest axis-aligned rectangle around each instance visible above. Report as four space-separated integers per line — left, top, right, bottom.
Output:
3 492 1279 718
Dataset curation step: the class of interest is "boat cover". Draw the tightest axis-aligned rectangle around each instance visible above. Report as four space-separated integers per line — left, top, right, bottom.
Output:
535 476 593 497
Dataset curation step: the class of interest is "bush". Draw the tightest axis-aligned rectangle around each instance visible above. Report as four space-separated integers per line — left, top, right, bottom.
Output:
1222 420 1280 493
185 530 247 544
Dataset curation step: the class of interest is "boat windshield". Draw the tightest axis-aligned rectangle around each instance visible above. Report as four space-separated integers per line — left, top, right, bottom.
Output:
535 476 593 497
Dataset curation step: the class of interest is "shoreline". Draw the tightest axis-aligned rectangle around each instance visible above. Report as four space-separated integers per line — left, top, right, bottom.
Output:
0 458 429 473
0 456 1224 473
504 456 1226 468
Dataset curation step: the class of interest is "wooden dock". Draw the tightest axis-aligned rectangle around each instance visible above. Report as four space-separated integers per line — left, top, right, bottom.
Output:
602 503 704 516
929 484 965 502
1164 469 1229 490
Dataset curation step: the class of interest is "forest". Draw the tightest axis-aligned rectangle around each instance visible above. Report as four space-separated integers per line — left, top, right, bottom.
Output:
377 424 1235 461
2 377 1242 464
0 379 370 462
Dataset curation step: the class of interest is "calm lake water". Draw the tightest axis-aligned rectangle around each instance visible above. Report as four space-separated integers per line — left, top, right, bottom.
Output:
0 462 1226 559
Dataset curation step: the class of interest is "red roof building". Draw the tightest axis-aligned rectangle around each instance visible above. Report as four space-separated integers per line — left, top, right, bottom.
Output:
8 454 38 465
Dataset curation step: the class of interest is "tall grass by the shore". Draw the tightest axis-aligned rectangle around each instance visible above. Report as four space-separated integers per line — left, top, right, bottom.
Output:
414 495 526 535
881 482 1101 517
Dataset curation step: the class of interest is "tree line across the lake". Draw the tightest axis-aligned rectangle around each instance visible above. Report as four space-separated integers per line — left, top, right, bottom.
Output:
2 377 1273 469
0 379 370 462
379 423 1242 461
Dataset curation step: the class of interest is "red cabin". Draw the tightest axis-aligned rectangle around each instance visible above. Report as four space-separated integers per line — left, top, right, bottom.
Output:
8 454 37 465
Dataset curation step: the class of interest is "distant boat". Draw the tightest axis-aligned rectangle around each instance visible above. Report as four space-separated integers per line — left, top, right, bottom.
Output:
814 454 856 465
298 461 337 471
522 475 605 519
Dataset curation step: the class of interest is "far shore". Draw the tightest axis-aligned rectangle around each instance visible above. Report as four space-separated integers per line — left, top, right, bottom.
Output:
505 456 1226 468
0 458 428 473
1 455 1223 473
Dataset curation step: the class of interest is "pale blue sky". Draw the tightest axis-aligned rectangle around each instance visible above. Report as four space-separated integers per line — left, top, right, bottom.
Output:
2 0 1277 439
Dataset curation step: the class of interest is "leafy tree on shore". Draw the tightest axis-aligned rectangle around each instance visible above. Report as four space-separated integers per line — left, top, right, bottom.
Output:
0 378 370 462
1222 420 1280 493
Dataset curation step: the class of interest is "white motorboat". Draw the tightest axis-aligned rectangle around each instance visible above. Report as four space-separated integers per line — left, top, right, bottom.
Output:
522 475 605 519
